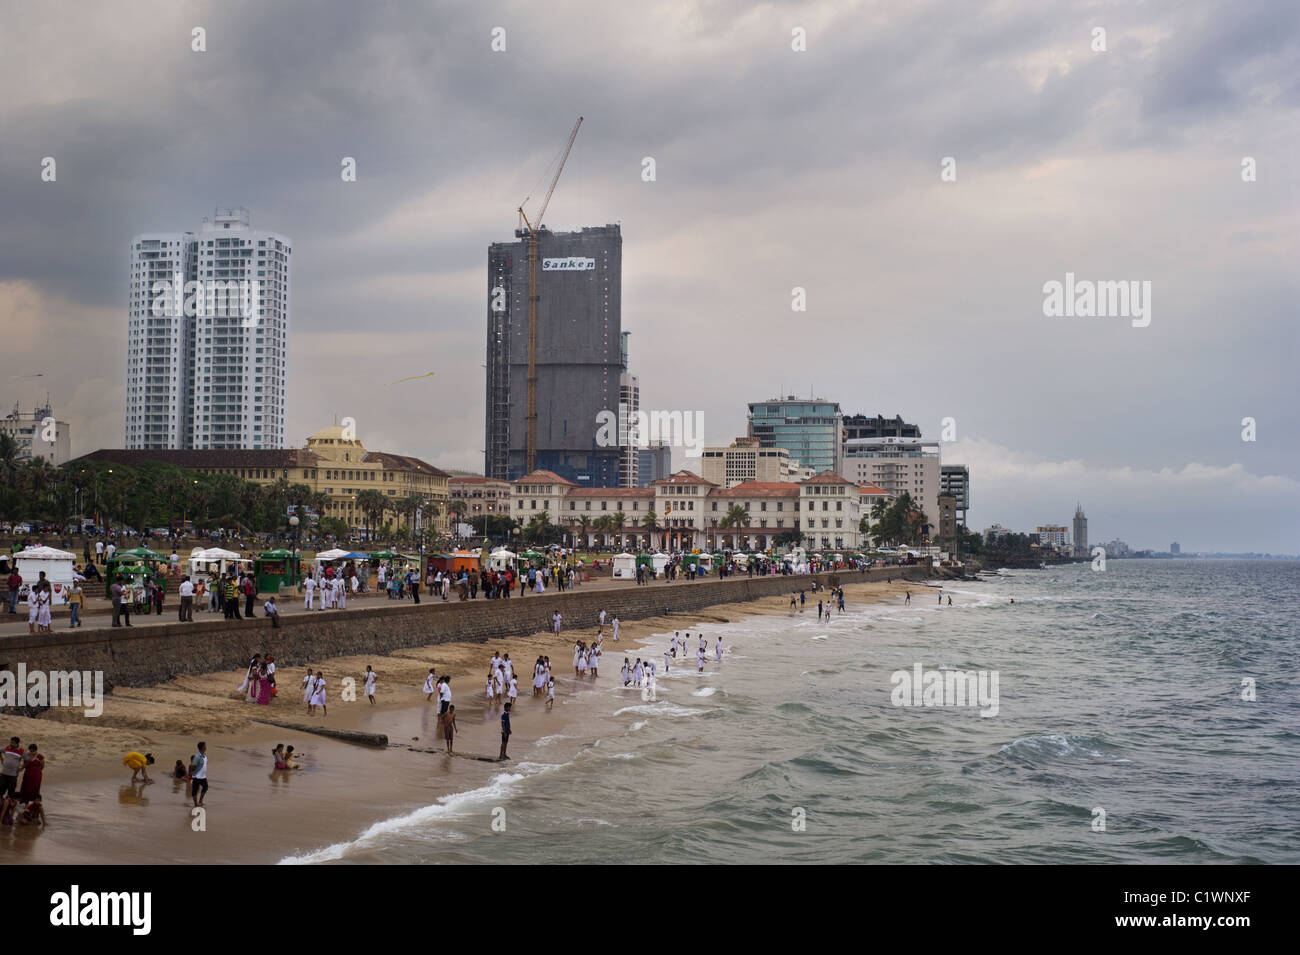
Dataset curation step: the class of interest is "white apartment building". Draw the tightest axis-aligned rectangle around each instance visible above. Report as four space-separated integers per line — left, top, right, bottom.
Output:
840 436 942 527
701 437 801 488
619 371 640 488
1036 525 1070 550
192 209 291 450
1 402 71 465
126 231 196 449
126 208 291 451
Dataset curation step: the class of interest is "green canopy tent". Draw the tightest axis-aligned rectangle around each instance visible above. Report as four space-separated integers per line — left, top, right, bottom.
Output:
254 548 298 592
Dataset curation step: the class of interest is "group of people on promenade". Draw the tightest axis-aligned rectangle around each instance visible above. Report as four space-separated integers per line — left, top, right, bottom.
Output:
1 737 45 827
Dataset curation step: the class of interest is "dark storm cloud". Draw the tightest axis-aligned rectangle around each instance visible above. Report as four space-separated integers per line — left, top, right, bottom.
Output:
1 0 1296 550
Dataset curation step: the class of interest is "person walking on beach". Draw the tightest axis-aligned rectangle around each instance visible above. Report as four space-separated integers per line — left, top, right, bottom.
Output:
697 646 706 672
189 742 208 808
905 590 911 605
553 611 562 636
948 595 952 606
546 675 555 709
363 665 377 704
622 658 631 686
817 599 823 620
499 702 512 760
599 608 607 629
443 704 458 753
612 616 620 642
799 591 806 611
438 677 452 725
424 668 438 701
715 639 723 663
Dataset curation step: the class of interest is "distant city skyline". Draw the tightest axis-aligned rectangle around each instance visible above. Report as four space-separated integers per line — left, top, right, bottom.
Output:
1 0 1295 551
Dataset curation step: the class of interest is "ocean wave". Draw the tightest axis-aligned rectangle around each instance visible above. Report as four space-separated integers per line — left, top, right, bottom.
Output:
692 687 719 697
997 733 1129 764
613 702 711 718
277 770 531 864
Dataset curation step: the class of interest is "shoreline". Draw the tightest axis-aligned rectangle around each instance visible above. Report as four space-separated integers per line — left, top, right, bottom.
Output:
0 578 914 864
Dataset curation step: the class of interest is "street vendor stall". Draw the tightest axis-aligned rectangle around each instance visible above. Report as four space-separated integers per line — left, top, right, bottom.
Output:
611 552 637 579
253 549 298 592
486 549 517 572
105 547 167 600
14 545 77 606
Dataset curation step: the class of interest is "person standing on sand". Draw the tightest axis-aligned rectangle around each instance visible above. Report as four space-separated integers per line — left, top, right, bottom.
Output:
612 616 620 642
189 742 208 808
363 665 377 704
499 702 512 760
310 673 328 717
438 677 452 724
424 669 437 701
443 705 458 753
599 608 607 629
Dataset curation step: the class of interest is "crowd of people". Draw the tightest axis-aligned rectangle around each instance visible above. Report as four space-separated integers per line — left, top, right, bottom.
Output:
0 737 45 828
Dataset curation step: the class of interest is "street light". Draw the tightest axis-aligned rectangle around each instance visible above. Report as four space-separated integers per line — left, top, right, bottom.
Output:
289 514 300 587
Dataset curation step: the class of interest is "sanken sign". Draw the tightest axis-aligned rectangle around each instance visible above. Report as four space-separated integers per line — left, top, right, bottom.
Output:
542 257 595 271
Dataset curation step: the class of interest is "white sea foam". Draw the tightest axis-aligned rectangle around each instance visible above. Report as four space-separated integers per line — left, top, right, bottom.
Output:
278 770 531 864
692 687 718 697
614 702 710 718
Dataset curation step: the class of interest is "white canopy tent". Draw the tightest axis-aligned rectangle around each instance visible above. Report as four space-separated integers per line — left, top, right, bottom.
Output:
14 546 78 606
651 552 670 577
611 552 637 579
486 549 517 571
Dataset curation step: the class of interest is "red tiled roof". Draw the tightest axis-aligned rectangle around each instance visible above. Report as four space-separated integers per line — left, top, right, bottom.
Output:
362 451 450 478
711 482 801 497
75 448 321 468
651 470 716 486
857 483 891 494
513 470 577 486
802 470 855 484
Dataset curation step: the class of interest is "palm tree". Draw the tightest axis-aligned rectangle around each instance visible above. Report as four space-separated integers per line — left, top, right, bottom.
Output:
355 489 385 541
719 504 750 529
576 515 592 550
642 509 657 552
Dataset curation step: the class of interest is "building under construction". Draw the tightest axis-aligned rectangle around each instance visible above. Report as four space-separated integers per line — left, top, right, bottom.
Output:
485 223 624 486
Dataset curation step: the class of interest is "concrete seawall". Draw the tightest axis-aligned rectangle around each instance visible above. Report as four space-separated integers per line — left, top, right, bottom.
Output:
0 567 928 686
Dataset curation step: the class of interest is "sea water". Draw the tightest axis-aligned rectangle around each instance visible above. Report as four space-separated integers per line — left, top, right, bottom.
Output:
283 560 1300 864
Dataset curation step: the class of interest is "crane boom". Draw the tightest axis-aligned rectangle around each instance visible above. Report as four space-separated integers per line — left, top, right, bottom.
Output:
521 116 583 475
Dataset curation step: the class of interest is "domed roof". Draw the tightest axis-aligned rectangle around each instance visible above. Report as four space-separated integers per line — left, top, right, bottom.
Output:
307 424 362 446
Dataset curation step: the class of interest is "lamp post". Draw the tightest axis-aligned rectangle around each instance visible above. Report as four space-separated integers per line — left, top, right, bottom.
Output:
289 514 300 587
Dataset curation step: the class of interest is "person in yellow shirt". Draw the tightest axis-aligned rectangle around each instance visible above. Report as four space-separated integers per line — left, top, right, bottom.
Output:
123 751 154 782
67 580 84 628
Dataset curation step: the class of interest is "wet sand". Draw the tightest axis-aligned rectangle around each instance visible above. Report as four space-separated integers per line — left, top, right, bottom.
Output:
0 579 911 864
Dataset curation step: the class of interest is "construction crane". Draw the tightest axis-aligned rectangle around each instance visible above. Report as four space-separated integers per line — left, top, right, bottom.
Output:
517 116 583 475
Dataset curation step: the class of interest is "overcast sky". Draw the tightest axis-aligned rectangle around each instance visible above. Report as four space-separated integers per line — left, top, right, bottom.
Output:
2 0 1296 551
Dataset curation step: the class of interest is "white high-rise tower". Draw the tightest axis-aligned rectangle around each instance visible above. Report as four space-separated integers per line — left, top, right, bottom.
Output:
125 208 292 450
125 232 196 449
192 208 291 449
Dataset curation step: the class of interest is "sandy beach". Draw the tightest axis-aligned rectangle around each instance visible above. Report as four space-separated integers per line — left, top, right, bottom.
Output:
0 579 912 864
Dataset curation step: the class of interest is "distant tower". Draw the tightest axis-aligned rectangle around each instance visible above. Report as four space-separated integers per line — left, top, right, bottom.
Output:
1073 503 1088 554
